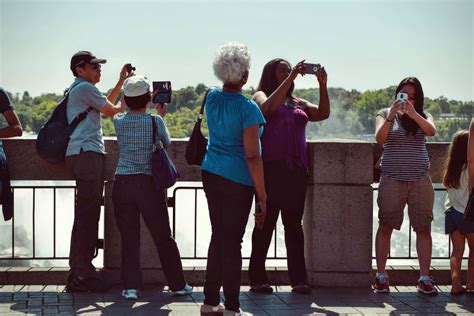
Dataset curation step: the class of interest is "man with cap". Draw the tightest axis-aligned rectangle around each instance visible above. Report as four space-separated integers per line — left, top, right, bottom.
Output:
65 51 133 292
112 75 192 300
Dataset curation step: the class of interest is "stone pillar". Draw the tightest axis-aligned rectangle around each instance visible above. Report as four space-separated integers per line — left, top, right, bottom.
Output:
304 141 374 287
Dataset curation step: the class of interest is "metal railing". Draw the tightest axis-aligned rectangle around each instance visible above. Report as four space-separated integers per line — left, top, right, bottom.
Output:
0 183 464 263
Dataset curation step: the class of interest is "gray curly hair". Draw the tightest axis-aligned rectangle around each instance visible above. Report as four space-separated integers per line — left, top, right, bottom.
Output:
212 42 251 84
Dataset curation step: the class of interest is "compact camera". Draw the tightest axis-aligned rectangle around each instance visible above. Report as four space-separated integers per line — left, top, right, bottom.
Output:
152 81 172 104
125 63 136 73
303 63 321 75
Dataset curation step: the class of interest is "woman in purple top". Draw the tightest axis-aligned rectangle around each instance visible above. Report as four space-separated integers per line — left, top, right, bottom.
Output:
249 59 330 294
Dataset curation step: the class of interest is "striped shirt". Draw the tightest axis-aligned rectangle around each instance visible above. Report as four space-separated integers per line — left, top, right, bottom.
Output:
378 108 430 181
113 113 170 175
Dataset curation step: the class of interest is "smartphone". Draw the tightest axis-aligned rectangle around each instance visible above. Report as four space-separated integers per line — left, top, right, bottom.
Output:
303 63 320 75
152 81 172 104
396 92 408 103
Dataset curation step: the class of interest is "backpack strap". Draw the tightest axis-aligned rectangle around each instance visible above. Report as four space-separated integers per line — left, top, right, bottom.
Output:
65 82 94 125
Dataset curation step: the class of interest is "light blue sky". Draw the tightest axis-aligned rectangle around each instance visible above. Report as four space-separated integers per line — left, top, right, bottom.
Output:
1 0 472 101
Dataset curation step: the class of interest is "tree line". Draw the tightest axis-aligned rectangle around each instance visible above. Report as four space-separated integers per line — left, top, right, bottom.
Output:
3 85 472 142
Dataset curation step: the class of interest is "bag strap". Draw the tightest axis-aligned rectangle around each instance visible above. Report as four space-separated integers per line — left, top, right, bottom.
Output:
197 88 212 121
151 115 158 152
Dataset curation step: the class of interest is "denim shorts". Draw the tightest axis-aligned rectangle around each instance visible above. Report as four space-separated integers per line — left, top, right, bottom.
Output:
445 207 474 235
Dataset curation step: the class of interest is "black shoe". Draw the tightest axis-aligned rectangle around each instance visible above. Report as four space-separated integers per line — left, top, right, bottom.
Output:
292 283 311 294
65 275 109 293
250 283 274 294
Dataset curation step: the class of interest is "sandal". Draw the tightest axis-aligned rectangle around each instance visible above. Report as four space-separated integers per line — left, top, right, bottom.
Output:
466 288 474 295
250 283 273 294
450 288 466 296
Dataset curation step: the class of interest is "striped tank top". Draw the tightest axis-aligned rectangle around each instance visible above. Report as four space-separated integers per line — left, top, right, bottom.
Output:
378 108 430 181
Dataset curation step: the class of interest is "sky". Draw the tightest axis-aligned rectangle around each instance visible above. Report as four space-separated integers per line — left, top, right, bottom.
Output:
0 0 472 101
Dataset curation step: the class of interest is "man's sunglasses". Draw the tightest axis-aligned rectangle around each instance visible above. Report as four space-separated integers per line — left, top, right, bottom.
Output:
81 63 101 70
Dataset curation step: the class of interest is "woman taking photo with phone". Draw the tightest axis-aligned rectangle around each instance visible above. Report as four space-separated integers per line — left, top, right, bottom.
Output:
442 130 474 295
374 77 437 295
200 42 266 316
248 58 329 295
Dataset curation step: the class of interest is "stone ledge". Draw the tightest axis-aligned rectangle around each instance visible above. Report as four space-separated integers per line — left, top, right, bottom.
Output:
0 266 457 286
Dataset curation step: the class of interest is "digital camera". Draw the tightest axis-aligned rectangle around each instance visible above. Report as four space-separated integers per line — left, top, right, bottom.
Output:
152 81 172 104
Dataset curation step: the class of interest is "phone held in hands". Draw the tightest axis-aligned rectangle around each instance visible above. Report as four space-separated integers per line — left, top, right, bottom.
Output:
152 81 172 104
303 63 320 75
396 92 408 103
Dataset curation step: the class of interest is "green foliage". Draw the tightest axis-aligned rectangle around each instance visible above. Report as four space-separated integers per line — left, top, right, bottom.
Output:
4 85 472 143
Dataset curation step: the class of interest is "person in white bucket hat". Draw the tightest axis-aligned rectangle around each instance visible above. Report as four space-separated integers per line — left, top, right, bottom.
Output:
112 75 192 300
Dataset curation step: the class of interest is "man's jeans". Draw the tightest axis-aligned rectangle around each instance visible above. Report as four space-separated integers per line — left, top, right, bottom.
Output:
202 170 254 312
66 150 104 279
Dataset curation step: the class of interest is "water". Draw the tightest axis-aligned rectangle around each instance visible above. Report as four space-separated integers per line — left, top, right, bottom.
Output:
0 181 462 268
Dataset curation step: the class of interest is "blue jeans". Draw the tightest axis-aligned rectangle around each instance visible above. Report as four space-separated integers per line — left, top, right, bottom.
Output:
202 170 254 312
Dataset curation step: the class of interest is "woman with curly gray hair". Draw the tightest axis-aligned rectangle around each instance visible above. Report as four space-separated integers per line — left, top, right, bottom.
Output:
199 42 267 316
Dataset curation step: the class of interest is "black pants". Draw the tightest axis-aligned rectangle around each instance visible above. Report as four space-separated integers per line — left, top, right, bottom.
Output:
112 174 186 290
249 161 308 286
202 171 254 312
0 145 13 221
66 150 105 279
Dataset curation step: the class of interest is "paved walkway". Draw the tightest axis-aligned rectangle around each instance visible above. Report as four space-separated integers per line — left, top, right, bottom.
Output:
1 284 473 315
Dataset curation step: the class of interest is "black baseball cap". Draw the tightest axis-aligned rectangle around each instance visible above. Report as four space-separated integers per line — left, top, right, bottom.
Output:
70 51 107 72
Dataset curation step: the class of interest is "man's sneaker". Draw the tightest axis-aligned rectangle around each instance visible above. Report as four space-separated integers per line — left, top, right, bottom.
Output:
417 276 438 295
223 309 253 316
172 283 193 296
121 289 138 300
200 303 225 314
374 274 390 293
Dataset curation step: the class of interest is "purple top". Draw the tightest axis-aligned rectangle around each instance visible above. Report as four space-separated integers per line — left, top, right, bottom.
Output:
261 98 309 170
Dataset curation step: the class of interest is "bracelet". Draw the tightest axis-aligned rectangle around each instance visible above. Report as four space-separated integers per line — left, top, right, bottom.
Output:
385 118 393 123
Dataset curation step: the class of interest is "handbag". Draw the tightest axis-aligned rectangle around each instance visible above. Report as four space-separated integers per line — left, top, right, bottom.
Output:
150 115 179 190
465 189 474 222
185 89 212 166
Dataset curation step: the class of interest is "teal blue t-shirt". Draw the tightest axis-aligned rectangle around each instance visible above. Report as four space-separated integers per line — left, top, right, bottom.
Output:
201 88 265 186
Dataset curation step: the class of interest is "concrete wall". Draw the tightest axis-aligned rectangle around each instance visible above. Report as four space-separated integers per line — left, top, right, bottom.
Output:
3 139 449 286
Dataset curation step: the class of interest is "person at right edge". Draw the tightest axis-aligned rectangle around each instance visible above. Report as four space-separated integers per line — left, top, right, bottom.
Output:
373 77 437 295
249 59 330 295
442 130 474 295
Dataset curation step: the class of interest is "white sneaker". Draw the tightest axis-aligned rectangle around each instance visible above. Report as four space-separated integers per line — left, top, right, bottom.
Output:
223 309 253 316
121 289 138 300
200 303 225 314
172 283 193 296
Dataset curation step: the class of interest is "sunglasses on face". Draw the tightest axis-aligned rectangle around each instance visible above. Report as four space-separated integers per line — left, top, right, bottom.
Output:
82 64 101 70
